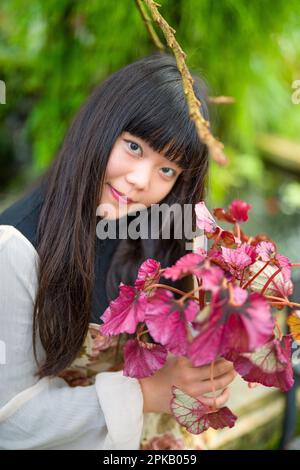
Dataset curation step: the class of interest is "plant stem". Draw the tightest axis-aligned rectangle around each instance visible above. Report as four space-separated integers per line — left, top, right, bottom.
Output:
261 267 281 295
265 295 300 308
179 285 203 303
137 328 149 340
145 283 185 296
211 229 222 250
135 0 165 50
144 283 200 302
234 222 241 240
199 290 205 309
266 295 289 302
275 322 283 341
210 361 217 412
240 268 245 287
269 299 300 308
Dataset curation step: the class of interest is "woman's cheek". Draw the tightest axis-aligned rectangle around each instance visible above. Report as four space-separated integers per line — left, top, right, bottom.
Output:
152 185 174 204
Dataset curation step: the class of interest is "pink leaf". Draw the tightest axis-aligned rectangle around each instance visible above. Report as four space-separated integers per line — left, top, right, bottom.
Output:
232 286 248 306
195 202 218 233
184 300 200 322
100 284 148 335
256 241 276 261
232 336 294 392
221 246 252 278
188 290 275 366
123 339 167 378
134 258 161 290
242 244 257 264
208 247 229 271
255 243 291 282
276 254 292 282
197 265 224 293
145 289 198 356
170 386 237 434
162 252 206 281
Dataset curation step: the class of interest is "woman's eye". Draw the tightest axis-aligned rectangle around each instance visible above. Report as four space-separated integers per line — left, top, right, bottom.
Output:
160 167 177 178
125 140 142 155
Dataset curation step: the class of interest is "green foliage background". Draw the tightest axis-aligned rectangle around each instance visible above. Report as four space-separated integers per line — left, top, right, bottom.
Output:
0 1 300 447
0 0 300 257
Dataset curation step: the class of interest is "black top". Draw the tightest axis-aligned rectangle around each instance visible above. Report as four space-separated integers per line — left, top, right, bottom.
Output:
0 183 138 325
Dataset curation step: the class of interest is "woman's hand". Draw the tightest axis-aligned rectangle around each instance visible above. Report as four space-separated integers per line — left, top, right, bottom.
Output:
138 354 237 414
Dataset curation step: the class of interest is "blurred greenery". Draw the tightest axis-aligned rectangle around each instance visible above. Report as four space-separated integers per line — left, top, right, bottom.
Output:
0 0 300 450
0 0 299 245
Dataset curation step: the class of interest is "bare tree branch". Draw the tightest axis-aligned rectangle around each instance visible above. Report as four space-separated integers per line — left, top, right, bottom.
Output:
135 0 165 51
141 0 228 165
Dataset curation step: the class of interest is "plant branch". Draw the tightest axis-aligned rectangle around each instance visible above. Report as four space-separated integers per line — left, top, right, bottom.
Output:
179 285 203 304
144 283 185 296
135 0 165 50
142 0 227 165
268 298 300 308
234 222 241 241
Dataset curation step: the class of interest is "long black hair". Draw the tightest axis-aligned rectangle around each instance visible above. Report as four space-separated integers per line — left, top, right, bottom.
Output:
32 52 210 378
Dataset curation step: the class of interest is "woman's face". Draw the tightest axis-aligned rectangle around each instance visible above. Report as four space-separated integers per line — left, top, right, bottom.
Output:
97 131 183 219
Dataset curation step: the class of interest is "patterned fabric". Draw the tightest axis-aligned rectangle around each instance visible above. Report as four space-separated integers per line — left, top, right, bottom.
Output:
58 323 208 450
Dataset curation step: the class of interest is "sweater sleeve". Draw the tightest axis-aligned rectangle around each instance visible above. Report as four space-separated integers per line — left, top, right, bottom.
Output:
0 225 144 450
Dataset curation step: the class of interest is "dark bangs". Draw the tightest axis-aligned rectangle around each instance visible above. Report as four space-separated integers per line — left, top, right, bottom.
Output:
122 56 209 174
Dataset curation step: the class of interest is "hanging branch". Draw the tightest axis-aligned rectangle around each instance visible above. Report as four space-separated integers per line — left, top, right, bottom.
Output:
139 0 227 166
135 0 165 51
136 0 235 107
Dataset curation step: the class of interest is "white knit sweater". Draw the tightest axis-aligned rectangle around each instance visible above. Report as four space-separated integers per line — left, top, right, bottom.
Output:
0 225 144 450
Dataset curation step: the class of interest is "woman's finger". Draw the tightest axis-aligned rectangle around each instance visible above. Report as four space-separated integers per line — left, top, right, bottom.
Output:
197 387 230 408
186 369 237 396
187 359 235 383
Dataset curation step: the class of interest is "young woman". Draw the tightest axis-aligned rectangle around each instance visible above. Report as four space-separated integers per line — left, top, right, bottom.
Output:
0 52 236 450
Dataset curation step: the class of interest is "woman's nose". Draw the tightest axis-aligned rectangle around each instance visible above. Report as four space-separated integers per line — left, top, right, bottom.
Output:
125 164 152 191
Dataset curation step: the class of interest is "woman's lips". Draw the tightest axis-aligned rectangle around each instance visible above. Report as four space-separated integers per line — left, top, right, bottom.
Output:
107 183 135 204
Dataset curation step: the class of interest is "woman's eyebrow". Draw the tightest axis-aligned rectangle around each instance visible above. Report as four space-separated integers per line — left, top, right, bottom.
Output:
124 133 182 168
